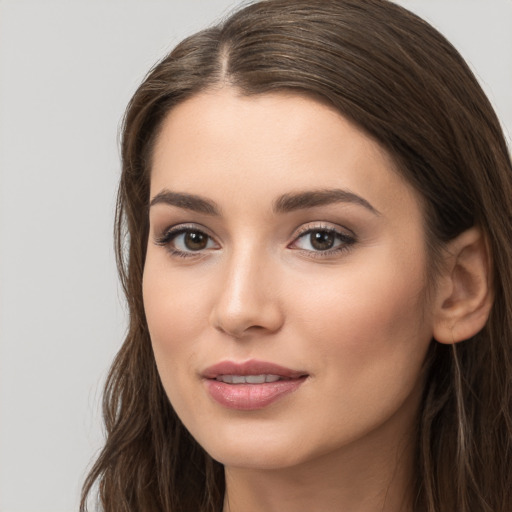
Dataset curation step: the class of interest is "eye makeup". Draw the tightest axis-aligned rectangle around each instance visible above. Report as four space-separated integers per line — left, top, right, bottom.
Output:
153 220 357 261
289 222 357 259
154 223 218 259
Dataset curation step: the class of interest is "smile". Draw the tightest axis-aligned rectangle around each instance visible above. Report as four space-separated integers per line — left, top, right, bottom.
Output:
215 374 283 384
202 360 308 410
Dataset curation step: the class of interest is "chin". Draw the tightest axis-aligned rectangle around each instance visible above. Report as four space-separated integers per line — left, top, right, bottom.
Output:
207 443 309 471
190 420 331 471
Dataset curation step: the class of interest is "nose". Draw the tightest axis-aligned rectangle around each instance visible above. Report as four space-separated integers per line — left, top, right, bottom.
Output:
209 248 285 339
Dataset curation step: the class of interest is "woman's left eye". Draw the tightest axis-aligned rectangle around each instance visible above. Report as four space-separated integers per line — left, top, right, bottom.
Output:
291 227 356 254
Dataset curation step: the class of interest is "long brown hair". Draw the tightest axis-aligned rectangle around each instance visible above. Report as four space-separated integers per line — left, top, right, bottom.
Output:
81 1 512 510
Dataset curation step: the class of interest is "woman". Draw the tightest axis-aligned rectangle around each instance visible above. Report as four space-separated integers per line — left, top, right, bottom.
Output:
81 1 512 511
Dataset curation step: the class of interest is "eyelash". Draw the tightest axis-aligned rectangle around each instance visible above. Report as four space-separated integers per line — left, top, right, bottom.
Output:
154 223 357 259
154 224 215 259
290 223 356 258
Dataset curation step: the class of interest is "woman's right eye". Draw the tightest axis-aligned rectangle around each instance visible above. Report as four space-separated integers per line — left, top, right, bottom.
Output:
155 227 218 257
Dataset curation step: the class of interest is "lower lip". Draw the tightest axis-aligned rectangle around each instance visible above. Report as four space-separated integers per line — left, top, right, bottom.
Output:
205 378 306 410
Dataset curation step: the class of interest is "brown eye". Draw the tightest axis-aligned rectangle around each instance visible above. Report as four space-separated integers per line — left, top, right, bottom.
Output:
309 230 335 251
156 226 218 256
184 231 208 251
291 226 356 256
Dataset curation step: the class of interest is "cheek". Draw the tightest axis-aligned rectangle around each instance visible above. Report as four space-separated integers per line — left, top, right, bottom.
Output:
283 260 432 451
300 257 426 327
292 250 432 392
142 256 209 390
143 248 214 335
143 269 213 432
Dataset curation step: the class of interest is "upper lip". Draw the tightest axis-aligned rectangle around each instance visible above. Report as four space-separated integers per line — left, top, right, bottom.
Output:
202 359 307 379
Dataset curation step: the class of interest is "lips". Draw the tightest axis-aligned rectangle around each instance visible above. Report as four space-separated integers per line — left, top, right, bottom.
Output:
202 359 308 410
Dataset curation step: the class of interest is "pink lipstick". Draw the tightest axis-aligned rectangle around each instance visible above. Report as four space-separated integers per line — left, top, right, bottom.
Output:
202 359 307 410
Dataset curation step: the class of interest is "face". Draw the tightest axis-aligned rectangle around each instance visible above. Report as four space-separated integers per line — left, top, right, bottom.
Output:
143 88 435 470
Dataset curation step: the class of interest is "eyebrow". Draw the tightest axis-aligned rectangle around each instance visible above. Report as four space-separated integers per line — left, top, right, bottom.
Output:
273 189 380 215
149 190 220 215
149 188 380 216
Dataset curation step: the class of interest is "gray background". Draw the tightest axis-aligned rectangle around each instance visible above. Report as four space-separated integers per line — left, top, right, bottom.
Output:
0 1 510 511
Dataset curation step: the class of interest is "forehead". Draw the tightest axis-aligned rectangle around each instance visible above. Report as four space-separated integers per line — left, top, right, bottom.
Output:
150 88 421 221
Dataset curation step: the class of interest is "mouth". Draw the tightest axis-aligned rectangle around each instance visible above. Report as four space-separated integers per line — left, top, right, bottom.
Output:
202 359 308 410
214 374 291 384
202 359 307 380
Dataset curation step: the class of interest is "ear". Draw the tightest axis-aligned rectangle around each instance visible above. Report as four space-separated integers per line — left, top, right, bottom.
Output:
432 227 493 344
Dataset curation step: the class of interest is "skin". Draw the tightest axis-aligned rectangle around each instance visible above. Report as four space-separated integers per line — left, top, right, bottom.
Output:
143 88 440 512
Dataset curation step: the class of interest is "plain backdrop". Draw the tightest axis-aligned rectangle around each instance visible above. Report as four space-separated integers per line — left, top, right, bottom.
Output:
0 1 510 511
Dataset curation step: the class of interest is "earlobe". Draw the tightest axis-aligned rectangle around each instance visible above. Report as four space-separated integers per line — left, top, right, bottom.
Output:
432 227 493 344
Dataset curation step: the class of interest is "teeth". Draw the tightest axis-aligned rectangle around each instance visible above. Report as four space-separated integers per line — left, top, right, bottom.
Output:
245 375 266 384
215 374 282 384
